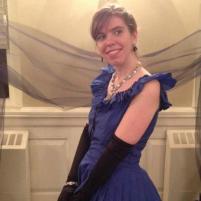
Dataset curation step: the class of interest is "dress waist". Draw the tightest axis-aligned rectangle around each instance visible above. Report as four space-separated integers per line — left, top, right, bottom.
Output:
83 142 141 168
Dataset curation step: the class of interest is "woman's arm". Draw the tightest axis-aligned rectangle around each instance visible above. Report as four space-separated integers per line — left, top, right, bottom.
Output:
57 124 90 201
115 79 160 144
67 124 90 182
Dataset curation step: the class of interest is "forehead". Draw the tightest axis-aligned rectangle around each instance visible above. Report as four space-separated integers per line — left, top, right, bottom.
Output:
99 16 127 33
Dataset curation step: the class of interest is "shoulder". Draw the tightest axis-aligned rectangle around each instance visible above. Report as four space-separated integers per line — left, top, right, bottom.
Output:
91 65 113 95
92 66 112 83
142 78 160 96
137 67 161 97
130 74 160 107
140 68 160 93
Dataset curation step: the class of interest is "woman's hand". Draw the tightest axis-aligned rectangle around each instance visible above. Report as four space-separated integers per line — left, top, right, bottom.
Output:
57 185 77 201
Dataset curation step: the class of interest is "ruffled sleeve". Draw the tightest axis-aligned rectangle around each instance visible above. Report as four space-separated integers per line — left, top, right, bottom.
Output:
150 73 177 111
91 66 113 94
90 65 113 106
118 72 176 111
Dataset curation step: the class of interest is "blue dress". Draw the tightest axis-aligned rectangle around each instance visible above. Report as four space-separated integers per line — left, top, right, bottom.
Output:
75 65 176 201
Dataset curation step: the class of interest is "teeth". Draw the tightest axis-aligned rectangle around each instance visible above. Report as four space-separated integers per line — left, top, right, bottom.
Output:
107 49 120 55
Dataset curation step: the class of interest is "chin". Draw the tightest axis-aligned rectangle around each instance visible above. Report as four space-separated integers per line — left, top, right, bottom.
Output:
108 59 125 67
109 55 127 67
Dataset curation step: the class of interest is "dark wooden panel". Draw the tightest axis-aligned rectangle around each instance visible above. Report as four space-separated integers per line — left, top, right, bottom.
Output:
0 49 9 98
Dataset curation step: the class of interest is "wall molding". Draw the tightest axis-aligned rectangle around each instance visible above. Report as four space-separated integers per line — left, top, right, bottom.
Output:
2 106 197 201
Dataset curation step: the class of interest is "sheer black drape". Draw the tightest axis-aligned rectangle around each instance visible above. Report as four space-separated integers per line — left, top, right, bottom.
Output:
196 79 201 179
0 49 9 98
0 99 5 159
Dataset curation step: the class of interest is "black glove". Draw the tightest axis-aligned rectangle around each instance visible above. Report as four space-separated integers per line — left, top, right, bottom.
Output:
57 184 77 201
70 134 133 201
57 124 90 201
67 124 90 182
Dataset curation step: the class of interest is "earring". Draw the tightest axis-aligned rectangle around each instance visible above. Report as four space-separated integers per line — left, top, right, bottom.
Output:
132 44 138 52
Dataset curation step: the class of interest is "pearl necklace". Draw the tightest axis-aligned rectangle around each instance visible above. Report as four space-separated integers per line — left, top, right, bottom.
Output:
104 63 142 101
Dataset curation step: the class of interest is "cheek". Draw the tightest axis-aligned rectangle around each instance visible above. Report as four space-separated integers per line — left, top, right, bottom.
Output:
96 43 104 55
125 38 133 50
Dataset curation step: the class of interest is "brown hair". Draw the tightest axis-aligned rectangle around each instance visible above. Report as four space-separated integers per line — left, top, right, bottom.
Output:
90 4 137 41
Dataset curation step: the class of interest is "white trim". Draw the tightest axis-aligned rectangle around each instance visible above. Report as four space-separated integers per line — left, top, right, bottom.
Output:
4 106 196 128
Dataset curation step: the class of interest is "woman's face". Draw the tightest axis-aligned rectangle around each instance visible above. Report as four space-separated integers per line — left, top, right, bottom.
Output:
95 16 137 67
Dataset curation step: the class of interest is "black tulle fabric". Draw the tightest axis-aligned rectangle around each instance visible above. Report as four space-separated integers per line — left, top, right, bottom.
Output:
0 22 200 182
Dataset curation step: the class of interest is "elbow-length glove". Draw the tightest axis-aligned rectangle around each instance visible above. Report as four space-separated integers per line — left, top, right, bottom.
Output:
70 134 133 201
57 123 90 201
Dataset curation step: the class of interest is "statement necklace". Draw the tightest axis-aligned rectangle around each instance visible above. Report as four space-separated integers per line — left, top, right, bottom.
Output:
104 62 142 101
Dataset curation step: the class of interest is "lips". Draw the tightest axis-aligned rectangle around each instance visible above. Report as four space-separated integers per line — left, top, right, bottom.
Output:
105 48 122 57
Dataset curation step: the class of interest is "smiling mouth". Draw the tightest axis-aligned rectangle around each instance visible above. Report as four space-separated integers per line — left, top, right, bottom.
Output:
105 49 122 56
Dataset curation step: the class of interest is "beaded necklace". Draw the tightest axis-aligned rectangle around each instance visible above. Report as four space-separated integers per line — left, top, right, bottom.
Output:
104 63 142 101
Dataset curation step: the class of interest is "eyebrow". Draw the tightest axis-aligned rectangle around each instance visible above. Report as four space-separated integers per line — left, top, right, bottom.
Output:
110 26 124 32
98 26 124 35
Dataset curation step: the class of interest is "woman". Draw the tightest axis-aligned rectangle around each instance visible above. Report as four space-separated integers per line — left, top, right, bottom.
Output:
58 4 176 201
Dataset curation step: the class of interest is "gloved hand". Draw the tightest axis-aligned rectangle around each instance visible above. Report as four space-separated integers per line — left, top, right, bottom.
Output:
57 184 77 201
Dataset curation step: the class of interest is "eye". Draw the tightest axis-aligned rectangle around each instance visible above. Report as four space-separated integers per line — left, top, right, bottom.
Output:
95 33 106 41
113 28 123 36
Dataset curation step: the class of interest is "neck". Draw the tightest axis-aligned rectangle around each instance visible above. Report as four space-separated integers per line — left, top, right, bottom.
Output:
114 56 139 80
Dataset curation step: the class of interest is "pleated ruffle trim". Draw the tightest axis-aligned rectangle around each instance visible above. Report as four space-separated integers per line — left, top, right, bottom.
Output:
91 65 177 111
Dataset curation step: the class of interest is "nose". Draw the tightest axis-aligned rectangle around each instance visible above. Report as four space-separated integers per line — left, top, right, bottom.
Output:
103 33 115 47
